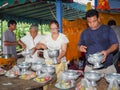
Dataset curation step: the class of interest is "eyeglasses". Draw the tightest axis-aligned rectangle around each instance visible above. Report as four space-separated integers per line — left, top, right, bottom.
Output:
50 28 58 30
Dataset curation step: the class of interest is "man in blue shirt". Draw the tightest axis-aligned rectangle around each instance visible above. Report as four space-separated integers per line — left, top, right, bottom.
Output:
78 9 119 74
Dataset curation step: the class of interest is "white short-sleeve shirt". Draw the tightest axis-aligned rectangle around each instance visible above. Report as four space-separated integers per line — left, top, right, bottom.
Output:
43 33 69 62
43 33 69 50
20 33 44 63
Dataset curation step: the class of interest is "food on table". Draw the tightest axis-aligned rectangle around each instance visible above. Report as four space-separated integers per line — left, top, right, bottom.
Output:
0 68 6 75
5 65 20 77
5 70 16 77
45 76 50 81
34 75 51 83
20 72 36 80
59 80 72 89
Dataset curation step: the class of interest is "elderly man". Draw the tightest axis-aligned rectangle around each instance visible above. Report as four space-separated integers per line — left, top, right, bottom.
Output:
18 25 44 63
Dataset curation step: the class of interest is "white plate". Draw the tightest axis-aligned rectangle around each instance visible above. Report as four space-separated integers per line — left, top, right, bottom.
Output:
55 82 74 90
19 71 36 80
5 74 17 78
0 70 6 75
19 74 36 80
33 75 51 83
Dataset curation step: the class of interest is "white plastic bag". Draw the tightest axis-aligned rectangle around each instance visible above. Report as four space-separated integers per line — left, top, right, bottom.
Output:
108 79 120 90
75 78 97 90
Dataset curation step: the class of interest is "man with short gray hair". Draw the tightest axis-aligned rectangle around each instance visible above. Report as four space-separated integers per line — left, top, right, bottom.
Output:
18 25 44 63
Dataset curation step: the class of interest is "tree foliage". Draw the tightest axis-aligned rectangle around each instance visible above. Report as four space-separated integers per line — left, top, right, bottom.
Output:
0 20 50 51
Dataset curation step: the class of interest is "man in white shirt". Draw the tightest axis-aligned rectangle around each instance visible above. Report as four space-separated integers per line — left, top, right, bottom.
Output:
18 25 44 63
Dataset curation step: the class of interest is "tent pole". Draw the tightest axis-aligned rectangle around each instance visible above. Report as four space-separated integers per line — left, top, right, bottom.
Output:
1 20 3 52
95 0 98 9
56 0 62 33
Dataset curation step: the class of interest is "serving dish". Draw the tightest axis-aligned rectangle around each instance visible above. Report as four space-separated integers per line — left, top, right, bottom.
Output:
62 70 80 80
55 81 74 90
33 73 51 83
19 71 36 80
41 65 55 75
88 52 104 69
84 71 102 86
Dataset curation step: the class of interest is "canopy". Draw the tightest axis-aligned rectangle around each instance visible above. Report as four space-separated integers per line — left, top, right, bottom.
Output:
0 0 86 24
0 0 120 24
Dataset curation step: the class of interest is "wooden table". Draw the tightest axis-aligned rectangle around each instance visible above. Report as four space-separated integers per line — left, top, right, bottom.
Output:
47 77 108 90
0 75 56 90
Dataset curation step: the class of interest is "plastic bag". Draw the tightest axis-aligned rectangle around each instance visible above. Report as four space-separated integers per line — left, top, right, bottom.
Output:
75 78 97 90
108 79 120 90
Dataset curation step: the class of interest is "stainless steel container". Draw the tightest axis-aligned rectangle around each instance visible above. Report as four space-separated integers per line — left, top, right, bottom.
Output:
47 49 59 64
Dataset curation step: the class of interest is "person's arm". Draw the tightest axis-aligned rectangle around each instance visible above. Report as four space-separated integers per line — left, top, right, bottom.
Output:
57 43 67 62
3 41 18 46
17 40 26 50
78 31 87 53
101 43 118 63
35 42 47 50
78 45 87 52
3 31 17 46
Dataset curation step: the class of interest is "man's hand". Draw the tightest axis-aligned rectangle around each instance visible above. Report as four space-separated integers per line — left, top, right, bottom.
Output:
100 50 108 63
57 57 61 64
21 44 26 50
79 45 87 52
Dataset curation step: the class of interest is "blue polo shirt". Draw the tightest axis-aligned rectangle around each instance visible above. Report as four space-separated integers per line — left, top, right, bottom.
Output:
78 25 118 68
